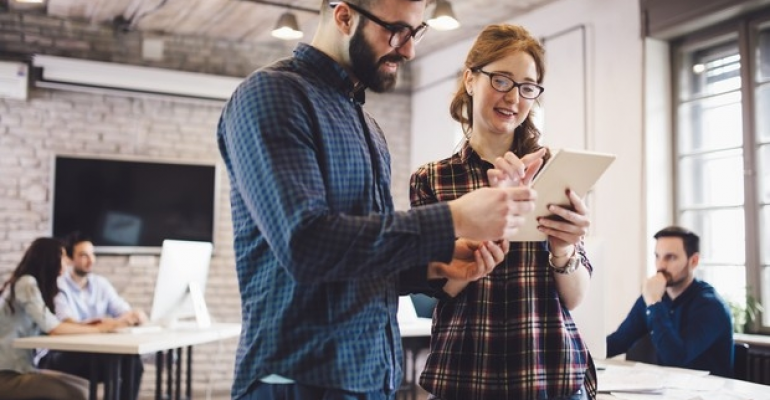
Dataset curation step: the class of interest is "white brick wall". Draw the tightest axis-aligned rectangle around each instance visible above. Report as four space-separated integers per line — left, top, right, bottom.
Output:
0 83 412 398
0 12 414 398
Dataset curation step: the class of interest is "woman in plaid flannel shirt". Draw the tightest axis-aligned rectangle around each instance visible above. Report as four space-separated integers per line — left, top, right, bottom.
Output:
410 24 597 400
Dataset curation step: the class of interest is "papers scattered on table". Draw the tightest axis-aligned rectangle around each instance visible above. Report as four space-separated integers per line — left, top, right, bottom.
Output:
597 363 758 400
598 365 666 394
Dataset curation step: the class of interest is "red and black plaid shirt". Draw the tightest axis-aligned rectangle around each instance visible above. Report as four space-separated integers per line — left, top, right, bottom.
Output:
410 142 597 400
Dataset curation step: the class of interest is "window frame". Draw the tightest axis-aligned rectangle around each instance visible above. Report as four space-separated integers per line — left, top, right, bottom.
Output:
671 8 770 334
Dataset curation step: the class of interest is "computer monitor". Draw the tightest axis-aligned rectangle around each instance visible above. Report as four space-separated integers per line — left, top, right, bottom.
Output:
149 239 213 327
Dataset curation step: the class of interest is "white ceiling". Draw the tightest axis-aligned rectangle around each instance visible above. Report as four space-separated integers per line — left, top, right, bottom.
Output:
37 0 558 55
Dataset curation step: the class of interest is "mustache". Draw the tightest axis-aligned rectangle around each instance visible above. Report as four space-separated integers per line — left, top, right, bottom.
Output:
379 54 406 65
657 270 673 282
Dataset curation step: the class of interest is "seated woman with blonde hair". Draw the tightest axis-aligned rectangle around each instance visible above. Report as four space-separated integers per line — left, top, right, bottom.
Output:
0 237 120 400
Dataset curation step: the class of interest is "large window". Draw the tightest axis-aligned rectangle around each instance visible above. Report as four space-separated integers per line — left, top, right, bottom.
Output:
673 11 770 332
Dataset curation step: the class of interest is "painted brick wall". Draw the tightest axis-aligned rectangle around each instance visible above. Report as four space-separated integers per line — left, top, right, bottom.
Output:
0 11 413 398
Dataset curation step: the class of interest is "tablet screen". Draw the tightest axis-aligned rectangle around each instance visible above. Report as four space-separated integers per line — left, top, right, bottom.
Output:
508 148 616 241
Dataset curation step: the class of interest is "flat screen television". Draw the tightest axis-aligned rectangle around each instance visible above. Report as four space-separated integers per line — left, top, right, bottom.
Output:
51 155 217 254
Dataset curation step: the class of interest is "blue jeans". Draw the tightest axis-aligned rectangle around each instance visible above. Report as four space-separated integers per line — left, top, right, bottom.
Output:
243 382 394 400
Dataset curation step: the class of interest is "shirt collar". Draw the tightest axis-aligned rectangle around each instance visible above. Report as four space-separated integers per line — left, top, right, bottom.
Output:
62 268 90 291
667 278 701 307
293 43 366 105
458 141 489 167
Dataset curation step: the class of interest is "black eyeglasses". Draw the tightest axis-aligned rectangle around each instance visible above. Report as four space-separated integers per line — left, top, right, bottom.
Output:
472 68 545 100
331 1 428 48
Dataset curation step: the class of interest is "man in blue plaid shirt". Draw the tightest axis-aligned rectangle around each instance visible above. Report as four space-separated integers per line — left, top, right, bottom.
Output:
217 1 538 399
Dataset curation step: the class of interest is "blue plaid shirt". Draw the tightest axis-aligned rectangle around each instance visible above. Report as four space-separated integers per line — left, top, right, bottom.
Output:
217 43 456 399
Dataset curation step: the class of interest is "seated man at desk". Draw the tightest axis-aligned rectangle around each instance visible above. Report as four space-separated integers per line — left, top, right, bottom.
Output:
606 226 734 377
38 232 146 400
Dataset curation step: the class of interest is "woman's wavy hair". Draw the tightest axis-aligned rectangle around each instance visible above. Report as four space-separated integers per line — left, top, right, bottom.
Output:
1 237 64 314
450 24 548 159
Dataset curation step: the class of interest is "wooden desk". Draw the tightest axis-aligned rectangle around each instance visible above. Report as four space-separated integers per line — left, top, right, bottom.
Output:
596 359 770 399
14 322 240 400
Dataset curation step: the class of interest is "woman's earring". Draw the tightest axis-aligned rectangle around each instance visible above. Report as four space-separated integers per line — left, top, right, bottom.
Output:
467 90 473 97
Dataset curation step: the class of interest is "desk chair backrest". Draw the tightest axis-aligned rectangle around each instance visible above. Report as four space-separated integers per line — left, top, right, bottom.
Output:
733 342 749 380
625 333 658 364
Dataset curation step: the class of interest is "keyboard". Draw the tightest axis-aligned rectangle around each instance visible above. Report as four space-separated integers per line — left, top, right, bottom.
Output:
115 324 164 334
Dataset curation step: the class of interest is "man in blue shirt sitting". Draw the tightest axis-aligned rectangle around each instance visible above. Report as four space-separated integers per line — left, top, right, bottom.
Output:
38 232 146 400
606 226 734 377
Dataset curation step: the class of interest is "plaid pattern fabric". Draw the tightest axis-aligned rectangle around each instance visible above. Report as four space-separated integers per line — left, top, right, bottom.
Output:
410 142 597 400
217 43 457 399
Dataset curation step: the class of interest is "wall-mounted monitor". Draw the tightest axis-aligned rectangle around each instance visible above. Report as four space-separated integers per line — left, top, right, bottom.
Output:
51 155 217 254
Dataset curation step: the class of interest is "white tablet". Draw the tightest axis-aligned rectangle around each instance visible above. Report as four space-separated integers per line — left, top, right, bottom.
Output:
508 148 616 242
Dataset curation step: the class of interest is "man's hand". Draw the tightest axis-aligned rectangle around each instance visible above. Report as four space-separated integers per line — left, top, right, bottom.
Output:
429 239 509 297
94 318 123 333
449 187 536 241
642 272 668 306
118 310 148 326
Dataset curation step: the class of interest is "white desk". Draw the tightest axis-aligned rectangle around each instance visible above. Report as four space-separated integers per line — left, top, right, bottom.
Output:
397 316 432 400
596 359 770 400
399 317 431 338
14 322 240 400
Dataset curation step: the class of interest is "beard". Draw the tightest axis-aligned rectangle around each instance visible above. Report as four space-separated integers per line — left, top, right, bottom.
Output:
659 270 687 288
72 267 89 278
349 20 405 93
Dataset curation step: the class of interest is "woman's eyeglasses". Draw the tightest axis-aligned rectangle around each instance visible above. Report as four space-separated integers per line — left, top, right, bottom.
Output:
472 68 545 100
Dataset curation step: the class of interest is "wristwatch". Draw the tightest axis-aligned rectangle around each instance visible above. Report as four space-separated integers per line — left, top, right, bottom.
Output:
548 251 580 275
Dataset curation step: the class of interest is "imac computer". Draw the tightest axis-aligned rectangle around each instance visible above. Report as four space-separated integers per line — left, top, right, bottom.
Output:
149 239 214 328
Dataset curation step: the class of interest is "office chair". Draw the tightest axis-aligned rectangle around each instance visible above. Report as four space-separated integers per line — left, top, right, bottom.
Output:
733 342 749 381
624 333 659 364
410 294 438 319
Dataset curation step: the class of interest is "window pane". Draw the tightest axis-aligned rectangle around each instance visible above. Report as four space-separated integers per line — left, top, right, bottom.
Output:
758 23 770 82
679 39 740 100
678 149 744 208
697 264 746 308
678 92 743 153
680 208 745 264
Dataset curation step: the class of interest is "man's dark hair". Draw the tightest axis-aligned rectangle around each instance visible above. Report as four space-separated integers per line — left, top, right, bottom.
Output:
654 226 700 258
63 231 92 258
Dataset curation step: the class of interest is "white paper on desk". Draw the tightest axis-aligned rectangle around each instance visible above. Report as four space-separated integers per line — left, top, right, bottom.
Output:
609 388 750 400
632 362 710 376
598 367 666 393
665 373 724 392
610 389 690 400
687 389 755 400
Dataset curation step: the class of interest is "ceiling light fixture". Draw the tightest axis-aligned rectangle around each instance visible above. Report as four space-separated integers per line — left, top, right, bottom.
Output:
8 0 47 12
271 11 304 40
427 0 460 31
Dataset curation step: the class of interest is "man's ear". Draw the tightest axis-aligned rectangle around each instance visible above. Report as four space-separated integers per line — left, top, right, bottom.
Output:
333 2 355 35
689 253 700 270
